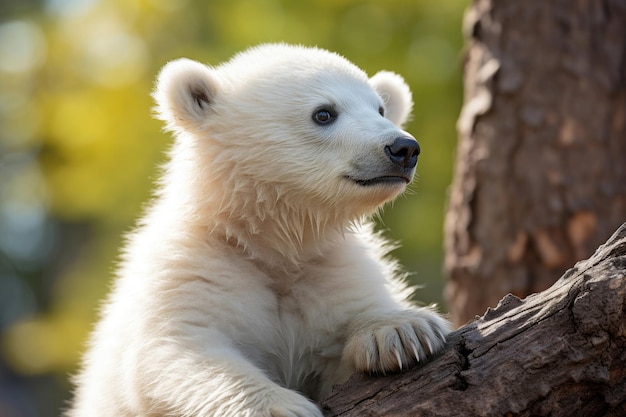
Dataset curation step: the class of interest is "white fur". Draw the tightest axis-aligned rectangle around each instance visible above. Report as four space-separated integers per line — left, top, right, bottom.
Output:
66 44 451 417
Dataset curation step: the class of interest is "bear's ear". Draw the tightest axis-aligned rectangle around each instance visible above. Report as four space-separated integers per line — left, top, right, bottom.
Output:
369 71 413 127
153 58 221 131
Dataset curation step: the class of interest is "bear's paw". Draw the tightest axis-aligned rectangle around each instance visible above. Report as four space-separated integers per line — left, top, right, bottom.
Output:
344 309 451 374
265 387 323 417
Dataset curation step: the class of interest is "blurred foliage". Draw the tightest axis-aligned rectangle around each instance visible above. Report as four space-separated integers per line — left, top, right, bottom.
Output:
0 0 466 415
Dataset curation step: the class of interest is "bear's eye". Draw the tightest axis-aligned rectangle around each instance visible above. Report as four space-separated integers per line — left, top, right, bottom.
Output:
378 106 385 117
312 108 336 125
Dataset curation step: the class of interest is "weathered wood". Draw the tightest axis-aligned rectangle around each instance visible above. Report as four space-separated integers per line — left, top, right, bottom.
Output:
322 223 626 417
444 0 626 326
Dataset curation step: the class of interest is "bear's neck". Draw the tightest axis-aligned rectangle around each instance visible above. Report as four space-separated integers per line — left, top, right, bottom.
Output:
158 174 353 270
212 192 350 269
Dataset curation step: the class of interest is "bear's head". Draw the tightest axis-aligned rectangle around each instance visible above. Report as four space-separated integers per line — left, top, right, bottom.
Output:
153 44 418 260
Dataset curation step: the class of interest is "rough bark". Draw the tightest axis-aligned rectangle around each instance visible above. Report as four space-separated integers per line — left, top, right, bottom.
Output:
444 0 626 326
322 223 626 417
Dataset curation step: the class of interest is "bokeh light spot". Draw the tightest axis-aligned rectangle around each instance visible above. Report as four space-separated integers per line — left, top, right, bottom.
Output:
81 31 149 87
0 20 47 74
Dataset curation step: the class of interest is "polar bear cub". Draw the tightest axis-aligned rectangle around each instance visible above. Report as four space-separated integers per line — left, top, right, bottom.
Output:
66 44 451 417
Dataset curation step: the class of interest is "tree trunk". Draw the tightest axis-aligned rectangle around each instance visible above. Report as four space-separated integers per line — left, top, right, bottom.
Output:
322 223 626 417
444 0 626 326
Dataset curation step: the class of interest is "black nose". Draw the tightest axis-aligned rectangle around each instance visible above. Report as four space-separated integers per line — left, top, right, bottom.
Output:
384 137 420 169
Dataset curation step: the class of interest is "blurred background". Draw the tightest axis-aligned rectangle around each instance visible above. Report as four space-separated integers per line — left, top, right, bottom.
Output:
0 0 466 415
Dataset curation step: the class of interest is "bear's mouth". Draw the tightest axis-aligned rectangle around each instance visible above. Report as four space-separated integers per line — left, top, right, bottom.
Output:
347 175 411 187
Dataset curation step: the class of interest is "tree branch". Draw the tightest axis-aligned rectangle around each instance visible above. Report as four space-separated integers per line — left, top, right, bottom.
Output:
322 223 626 417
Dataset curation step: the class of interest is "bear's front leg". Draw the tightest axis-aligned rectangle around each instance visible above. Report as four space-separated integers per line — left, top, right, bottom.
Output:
343 308 451 374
